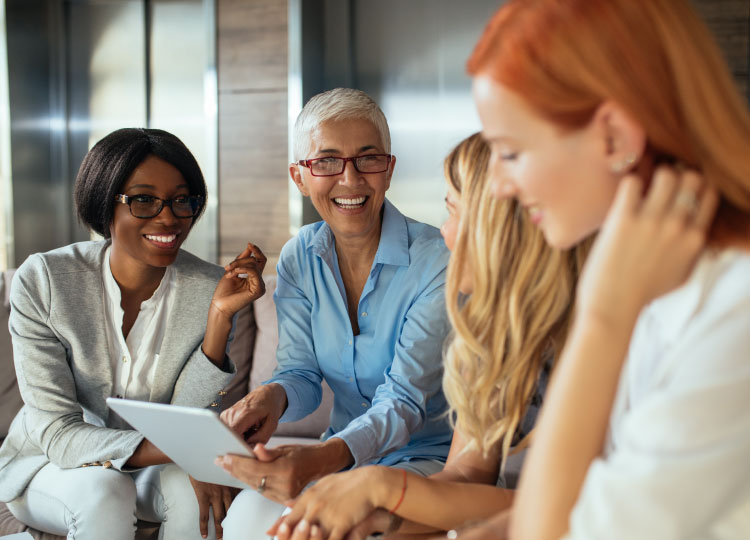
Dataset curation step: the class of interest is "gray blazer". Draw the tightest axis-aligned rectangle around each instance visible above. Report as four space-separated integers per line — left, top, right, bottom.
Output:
0 241 236 501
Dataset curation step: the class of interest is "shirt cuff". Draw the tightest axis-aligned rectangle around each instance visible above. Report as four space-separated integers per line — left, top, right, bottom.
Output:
330 423 380 468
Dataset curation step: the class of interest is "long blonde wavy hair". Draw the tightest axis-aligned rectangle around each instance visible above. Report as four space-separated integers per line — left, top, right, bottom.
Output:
442 133 591 465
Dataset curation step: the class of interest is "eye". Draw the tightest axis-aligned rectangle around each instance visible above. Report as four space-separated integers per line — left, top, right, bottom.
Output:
173 195 191 204
131 194 156 203
317 157 340 164
500 152 518 161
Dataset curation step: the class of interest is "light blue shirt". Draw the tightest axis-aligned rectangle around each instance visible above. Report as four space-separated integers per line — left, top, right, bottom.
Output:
267 199 453 467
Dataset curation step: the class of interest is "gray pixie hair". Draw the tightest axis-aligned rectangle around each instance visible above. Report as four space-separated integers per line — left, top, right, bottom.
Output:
293 88 391 160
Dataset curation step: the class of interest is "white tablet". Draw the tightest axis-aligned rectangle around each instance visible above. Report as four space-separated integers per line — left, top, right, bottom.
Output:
107 398 254 489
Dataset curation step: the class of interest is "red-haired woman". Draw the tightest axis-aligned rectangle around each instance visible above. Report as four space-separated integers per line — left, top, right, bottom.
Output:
467 1 749 539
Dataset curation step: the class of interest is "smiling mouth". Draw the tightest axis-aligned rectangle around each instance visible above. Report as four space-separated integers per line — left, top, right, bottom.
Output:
144 233 179 248
332 196 368 210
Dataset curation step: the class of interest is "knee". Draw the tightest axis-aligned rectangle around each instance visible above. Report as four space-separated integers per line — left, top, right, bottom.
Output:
158 464 199 520
79 468 137 514
222 489 286 540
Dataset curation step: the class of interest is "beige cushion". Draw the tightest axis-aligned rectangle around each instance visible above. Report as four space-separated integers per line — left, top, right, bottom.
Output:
251 275 333 439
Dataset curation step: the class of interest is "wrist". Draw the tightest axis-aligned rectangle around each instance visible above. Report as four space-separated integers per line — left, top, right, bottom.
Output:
264 383 288 419
312 438 354 478
207 302 234 330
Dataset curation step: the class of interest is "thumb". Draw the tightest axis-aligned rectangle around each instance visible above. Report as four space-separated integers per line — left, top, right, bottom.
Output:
253 442 281 462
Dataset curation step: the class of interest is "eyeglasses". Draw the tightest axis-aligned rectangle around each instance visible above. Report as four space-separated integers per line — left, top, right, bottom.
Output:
114 194 203 219
297 154 393 177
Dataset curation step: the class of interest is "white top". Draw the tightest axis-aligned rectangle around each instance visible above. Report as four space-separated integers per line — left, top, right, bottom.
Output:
566 249 750 540
102 246 176 407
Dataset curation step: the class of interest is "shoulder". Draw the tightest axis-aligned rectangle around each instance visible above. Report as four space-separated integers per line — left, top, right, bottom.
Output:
278 221 327 272
173 248 224 283
403 216 450 276
15 241 107 280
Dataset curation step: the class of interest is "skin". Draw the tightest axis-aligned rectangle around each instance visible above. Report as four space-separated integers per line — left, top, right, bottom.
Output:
470 75 723 540
216 117 396 504
265 171 513 540
113 155 267 539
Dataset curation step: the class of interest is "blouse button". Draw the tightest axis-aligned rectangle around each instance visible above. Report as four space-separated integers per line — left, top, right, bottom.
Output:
361 312 367 317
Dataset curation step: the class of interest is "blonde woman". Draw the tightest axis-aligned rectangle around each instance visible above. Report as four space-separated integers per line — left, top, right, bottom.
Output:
465 0 750 538
267 133 590 540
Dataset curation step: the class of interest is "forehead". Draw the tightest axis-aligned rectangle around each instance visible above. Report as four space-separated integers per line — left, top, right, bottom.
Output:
122 155 187 191
307 118 385 154
472 75 553 141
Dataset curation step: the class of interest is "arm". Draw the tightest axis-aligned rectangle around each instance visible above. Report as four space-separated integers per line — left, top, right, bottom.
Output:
9 257 143 470
511 170 721 540
269 428 514 540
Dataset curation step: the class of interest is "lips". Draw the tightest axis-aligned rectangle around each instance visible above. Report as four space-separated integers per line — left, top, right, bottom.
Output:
332 195 368 209
144 233 179 248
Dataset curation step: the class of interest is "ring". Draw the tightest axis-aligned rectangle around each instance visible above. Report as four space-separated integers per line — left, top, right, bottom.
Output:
674 190 698 215
257 475 267 494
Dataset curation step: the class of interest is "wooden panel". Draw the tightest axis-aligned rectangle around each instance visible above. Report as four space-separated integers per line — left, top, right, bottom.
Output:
218 90 291 263
217 0 288 92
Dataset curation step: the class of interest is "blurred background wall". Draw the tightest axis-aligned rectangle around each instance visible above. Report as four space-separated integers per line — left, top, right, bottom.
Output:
1 0 748 271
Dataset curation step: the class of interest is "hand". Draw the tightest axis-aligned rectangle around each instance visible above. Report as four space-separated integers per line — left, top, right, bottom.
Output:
267 467 385 540
577 166 718 329
188 476 239 540
216 439 353 505
210 242 267 321
347 509 396 540
220 383 287 443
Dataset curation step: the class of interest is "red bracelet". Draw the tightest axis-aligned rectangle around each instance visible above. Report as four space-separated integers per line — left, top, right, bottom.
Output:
390 468 407 514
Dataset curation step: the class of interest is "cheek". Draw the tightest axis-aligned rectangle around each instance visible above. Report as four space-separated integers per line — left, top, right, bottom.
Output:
440 218 458 251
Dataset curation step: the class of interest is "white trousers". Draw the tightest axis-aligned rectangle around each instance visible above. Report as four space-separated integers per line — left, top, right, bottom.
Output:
6 462 215 540
222 459 445 540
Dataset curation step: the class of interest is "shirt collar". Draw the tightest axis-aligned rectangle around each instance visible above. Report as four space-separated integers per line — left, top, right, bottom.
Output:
310 198 410 267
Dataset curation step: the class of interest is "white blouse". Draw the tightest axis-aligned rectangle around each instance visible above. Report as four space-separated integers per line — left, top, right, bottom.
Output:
102 247 177 409
566 249 750 539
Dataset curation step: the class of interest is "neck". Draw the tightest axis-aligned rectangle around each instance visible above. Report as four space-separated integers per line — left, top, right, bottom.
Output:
334 219 382 280
109 246 166 299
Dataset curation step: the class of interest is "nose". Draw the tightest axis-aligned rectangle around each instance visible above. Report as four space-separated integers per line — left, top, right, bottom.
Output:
339 160 363 187
488 160 518 200
155 202 179 224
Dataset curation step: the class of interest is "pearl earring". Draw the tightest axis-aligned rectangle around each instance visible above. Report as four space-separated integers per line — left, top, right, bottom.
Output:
611 153 637 174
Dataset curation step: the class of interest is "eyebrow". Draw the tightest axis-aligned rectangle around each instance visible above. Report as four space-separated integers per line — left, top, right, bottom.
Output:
126 183 190 191
317 145 380 155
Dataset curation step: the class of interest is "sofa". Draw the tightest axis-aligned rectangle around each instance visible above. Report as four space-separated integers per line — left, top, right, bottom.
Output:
0 271 333 539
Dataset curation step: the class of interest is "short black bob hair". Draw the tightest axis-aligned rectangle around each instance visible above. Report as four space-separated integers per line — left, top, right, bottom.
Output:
74 128 207 238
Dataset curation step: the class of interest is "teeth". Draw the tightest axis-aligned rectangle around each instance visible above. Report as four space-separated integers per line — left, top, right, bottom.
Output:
333 196 366 206
146 234 177 243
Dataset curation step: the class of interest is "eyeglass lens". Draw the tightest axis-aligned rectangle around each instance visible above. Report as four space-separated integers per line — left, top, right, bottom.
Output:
311 155 389 176
129 195 201 218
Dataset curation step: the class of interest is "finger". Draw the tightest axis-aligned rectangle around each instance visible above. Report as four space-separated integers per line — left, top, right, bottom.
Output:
223 488 235 513
275 519 293 540
329 526 345 540
248 242 268 266
247 419 276 444
609 174 643 220
267 514 288 537
215 454 260 486
692 184 719 232
291 518 311 540
641 166 678 217
671 169 703 221
252 442 282 462
310 524 322 540
212 496 225 540
198 500 209 539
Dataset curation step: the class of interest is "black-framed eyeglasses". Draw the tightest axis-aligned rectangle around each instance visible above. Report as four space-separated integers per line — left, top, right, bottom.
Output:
297 154 393 177
114 194 203 219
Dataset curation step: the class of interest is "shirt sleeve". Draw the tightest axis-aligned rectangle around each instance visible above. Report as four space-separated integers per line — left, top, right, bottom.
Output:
9 256 144 471
564 291 750 539
331 248 450 466
265 244 325 422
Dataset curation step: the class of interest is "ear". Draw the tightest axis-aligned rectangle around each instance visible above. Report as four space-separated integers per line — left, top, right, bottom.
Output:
289 163 310 197
384 155 396 191
592 100 647 174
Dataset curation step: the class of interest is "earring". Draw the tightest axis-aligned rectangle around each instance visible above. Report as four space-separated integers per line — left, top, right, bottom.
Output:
611 153 638 174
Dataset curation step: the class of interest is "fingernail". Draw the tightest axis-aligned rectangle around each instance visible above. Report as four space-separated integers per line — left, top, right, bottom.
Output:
279 522 289 534
298 519 309 532
311 525 320 537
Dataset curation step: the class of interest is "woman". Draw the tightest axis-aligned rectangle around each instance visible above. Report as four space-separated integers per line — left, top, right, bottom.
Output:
266 133 590 540
0 128 266 540
466 0 750 538
216 88 454 538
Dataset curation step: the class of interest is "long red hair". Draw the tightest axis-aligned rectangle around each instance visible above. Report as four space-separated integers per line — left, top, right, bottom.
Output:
468 0 750 242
